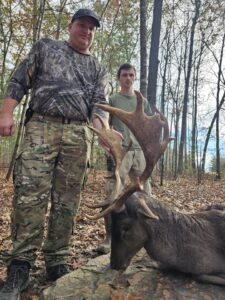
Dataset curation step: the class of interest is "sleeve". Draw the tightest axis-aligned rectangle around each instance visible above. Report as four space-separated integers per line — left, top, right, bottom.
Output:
90 64 110 121
4 40 42 103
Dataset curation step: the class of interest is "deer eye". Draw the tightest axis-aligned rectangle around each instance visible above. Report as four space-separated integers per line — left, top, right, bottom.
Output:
120 224 132 240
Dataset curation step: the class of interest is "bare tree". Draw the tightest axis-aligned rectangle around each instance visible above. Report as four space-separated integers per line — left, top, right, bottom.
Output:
215 33 225 179
159 25 172 185
147 0 163 108
33 0 46 42
140 0 147 97
191 36 205 173
201 91 225 174
178 0 201 174
201 33 225 177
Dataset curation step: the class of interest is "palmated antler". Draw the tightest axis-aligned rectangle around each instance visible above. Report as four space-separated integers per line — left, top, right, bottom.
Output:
87 115 131 204
87 91 172 220
96 91 172 184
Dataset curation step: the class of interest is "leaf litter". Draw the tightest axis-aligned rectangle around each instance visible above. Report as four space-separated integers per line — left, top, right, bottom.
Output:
0 169 225 299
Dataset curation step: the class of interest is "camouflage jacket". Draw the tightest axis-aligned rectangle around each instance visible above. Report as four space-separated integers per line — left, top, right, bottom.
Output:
5 38 109 122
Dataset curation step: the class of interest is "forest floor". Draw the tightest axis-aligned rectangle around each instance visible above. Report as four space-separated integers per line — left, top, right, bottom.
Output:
0 169 225 299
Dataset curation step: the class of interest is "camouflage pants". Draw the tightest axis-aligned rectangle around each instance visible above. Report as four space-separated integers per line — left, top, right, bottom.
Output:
105 149 151 197
4 119 91 268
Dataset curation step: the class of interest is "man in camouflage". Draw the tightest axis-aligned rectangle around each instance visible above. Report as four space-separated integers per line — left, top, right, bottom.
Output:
0 8 110 300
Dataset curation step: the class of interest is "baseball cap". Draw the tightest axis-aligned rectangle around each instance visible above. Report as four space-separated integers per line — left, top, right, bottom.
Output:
71 8 100 28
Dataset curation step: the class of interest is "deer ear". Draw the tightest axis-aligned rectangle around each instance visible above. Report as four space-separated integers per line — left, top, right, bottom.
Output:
137 197 159 220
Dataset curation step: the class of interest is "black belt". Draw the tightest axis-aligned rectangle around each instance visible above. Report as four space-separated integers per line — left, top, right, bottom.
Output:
32 113 86 125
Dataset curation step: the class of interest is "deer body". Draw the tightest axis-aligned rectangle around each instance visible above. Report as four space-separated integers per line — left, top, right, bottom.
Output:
110 192 225 285
89 91 225 285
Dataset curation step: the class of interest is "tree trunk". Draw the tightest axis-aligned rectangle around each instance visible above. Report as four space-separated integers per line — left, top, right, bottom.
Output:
55 0 67 40
33 0 45 42
160 26 171 185
215 33 225 179
140 0 147 97
191 38 204 173
201 32 225 175
147 0 163 108
178 0 201 174
201 90 225 174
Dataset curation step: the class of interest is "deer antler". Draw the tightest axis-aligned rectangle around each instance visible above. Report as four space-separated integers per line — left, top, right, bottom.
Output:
87 115 131 204
96 91 172 183
87 91 172 220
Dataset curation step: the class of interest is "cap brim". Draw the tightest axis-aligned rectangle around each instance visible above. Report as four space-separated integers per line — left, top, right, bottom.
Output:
71 15 100 28
90 17 100 28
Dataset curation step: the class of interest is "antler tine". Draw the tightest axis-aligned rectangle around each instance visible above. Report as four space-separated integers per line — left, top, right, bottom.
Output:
96 91 172 183
88 114 128 169
86 182 142 220
86 114 132 219
87 92 171 220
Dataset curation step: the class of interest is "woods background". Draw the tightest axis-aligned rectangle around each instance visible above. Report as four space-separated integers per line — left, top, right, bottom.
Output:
0 0 225 182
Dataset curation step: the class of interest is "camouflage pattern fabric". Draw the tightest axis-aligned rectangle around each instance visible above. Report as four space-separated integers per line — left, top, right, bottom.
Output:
3 119 92 268
4 38 109 122
105 150 151 199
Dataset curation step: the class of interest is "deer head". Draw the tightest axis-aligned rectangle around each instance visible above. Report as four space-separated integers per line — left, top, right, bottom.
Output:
87 90 172 220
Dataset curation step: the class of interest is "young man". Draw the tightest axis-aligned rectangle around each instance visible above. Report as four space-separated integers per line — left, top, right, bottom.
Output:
96 63 152 254
0 8 110 300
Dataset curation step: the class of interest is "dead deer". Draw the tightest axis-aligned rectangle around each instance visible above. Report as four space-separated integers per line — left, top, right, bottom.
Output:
88 91 225 286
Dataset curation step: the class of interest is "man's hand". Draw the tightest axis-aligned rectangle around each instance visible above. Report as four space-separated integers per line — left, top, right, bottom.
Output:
0 98 18 137
99 129 123 155
0 110 15 136
92 117 123 155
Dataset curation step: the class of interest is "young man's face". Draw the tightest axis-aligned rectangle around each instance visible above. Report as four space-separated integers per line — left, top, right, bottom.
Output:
68 17 96 54
118 68 136 89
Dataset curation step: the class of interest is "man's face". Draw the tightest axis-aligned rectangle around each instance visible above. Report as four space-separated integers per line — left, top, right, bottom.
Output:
68 17 96 54
118 68 136 89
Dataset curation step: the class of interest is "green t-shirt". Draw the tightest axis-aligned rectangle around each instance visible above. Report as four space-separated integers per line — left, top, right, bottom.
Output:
109 93 152 149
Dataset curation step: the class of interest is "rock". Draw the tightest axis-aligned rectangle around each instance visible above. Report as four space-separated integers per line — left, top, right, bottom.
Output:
40 250 225 300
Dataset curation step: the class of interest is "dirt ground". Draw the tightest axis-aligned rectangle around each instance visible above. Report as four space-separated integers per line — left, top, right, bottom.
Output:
0 169 225 299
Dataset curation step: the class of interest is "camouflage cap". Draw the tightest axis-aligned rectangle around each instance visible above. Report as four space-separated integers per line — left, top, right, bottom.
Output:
71 8 100 28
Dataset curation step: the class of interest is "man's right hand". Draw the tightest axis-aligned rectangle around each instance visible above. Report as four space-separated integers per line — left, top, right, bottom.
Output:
0 110 15 136
0 98 18 137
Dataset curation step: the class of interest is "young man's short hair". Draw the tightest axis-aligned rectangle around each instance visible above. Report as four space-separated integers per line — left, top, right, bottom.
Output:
117 63 136 78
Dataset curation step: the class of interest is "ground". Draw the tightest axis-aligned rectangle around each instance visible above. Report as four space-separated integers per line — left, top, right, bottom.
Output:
0 169 225 299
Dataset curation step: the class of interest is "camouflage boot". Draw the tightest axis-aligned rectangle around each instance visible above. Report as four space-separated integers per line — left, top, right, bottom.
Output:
0 260 30 300
46 264 72 281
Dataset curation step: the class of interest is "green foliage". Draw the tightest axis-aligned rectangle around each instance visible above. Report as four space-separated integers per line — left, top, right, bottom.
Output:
92 0 140 91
